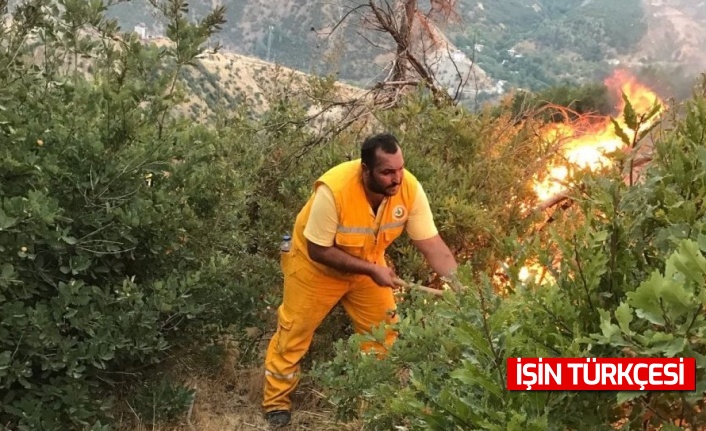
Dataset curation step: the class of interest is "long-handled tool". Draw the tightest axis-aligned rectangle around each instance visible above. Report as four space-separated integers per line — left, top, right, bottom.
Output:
393 277 444 296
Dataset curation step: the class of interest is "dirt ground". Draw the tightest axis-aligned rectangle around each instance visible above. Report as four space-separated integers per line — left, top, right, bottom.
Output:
114 354 361 431
115 307 362 431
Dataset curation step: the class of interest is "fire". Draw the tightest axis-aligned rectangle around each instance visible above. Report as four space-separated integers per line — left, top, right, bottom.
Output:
533 69 665 202
501 70 665 289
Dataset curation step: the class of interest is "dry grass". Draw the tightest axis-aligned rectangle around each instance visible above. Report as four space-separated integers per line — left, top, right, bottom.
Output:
115 308 362 431
114 360 362 431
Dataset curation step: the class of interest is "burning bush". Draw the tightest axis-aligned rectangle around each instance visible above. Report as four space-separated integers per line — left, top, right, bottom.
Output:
311 76 706 430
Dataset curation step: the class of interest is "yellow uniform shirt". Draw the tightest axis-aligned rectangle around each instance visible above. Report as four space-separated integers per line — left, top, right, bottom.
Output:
304 182 439 247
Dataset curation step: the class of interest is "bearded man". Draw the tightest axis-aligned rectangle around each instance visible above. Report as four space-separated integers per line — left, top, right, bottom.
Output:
262 132 458 427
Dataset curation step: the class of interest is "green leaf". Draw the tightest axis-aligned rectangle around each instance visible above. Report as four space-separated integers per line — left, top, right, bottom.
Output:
611 118 632 146
697 233 706 252
616 391 643 404
615 303 634 335
647 100 663 119
0 208 17 230
0 350 11 370
685 379 706 403
660 284 695 317
628 273 666 325
70 255 91 273
450 366 503 401
599 309 621 339
622 93 638 131
670 239 706 285
455 326 494 359
1 263 15 279
647 334 686 357
592 230 609 243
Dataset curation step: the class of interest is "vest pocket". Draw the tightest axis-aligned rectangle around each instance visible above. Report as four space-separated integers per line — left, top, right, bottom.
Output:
334 232 367 256
382 226 405 245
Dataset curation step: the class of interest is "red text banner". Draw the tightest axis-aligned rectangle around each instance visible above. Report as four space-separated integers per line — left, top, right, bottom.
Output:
506 357 696 391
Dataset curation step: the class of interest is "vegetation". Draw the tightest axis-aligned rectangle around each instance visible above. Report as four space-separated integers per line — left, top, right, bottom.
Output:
453 0 647 90
312 83 706 430
505 82 614 122
104 0 653 92
1 0 704 429
0 0 277 428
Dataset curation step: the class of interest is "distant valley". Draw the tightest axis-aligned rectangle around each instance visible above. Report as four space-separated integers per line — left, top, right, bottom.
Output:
105 0 706 108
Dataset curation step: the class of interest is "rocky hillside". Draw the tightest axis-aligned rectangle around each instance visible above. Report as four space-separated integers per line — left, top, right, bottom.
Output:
631 0 706 72
107 0 383 83
170 46 364 119
609 0 706 99
109 0 497 103
107 0 706 101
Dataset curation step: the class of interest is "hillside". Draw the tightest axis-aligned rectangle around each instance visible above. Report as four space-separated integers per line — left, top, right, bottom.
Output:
105 1 645 91
106 0 382 83
105 0 706 102
165 46 366 120
446 0 648 91
108 0 497 103
625 0 706 76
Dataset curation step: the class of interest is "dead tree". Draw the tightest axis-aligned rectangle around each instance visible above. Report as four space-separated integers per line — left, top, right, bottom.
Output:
324 0 474 108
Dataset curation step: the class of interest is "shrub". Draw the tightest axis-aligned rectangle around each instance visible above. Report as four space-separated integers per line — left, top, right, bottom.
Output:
311 79 706 430
0 1 269 428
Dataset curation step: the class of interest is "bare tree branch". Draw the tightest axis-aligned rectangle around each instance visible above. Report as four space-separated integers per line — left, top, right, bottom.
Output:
322 4 370 37
327 0 458 109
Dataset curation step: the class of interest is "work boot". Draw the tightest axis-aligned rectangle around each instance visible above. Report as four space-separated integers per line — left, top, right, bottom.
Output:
264 410 291 428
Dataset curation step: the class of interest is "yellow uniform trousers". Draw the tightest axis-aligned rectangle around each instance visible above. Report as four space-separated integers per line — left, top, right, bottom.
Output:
262 251 398 413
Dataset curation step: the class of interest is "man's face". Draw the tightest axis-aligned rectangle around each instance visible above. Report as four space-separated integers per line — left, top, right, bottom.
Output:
364 147 405 196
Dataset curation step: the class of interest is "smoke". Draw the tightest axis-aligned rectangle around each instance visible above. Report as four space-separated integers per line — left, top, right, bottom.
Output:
625 0 706 101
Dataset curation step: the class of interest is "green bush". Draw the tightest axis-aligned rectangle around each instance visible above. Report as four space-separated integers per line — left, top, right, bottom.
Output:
0 1 273 428
361 90 546 282
311 80 706 430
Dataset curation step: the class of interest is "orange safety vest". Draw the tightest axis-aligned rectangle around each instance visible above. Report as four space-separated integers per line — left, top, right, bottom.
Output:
290 159 419 279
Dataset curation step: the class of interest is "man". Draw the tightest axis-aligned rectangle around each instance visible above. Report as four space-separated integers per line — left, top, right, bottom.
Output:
262 133 458 427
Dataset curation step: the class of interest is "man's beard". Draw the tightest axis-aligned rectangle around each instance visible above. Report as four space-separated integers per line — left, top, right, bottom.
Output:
367 175 400 196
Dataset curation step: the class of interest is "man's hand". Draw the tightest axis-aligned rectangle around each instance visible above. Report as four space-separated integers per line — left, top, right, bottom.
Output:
307 240 399 287
369 266 398 288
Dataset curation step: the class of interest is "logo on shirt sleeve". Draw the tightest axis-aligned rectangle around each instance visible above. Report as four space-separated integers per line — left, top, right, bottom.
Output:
393 205 407 220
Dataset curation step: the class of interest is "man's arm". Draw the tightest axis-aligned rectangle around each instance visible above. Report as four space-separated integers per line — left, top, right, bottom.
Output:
303 185 397 287
307 241 398 287
407 183 458 278
411 234 457 277
307 242 375 276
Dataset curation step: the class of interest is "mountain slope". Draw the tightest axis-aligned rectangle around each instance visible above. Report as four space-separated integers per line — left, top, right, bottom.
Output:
108 0 706 99
632 0 706 72
445 0 647 90
109 0 497 101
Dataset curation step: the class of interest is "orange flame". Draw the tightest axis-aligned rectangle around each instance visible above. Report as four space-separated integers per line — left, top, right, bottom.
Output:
501 71 665 289
532 69 664 202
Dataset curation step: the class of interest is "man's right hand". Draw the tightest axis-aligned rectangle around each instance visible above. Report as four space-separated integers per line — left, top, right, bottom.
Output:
307 240 399 287
369 266 398 288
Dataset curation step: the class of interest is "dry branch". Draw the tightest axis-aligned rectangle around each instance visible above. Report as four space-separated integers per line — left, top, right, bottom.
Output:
533 193 570 212
329 0 460 108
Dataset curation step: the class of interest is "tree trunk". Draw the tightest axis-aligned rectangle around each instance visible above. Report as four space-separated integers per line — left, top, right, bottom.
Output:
393 0 416 81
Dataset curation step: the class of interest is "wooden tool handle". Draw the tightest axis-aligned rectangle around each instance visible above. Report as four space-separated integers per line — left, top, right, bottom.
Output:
393 277 408 287
393 277 443 296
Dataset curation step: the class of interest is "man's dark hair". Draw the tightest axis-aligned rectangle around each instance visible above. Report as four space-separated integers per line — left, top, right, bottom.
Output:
361 133 400 169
